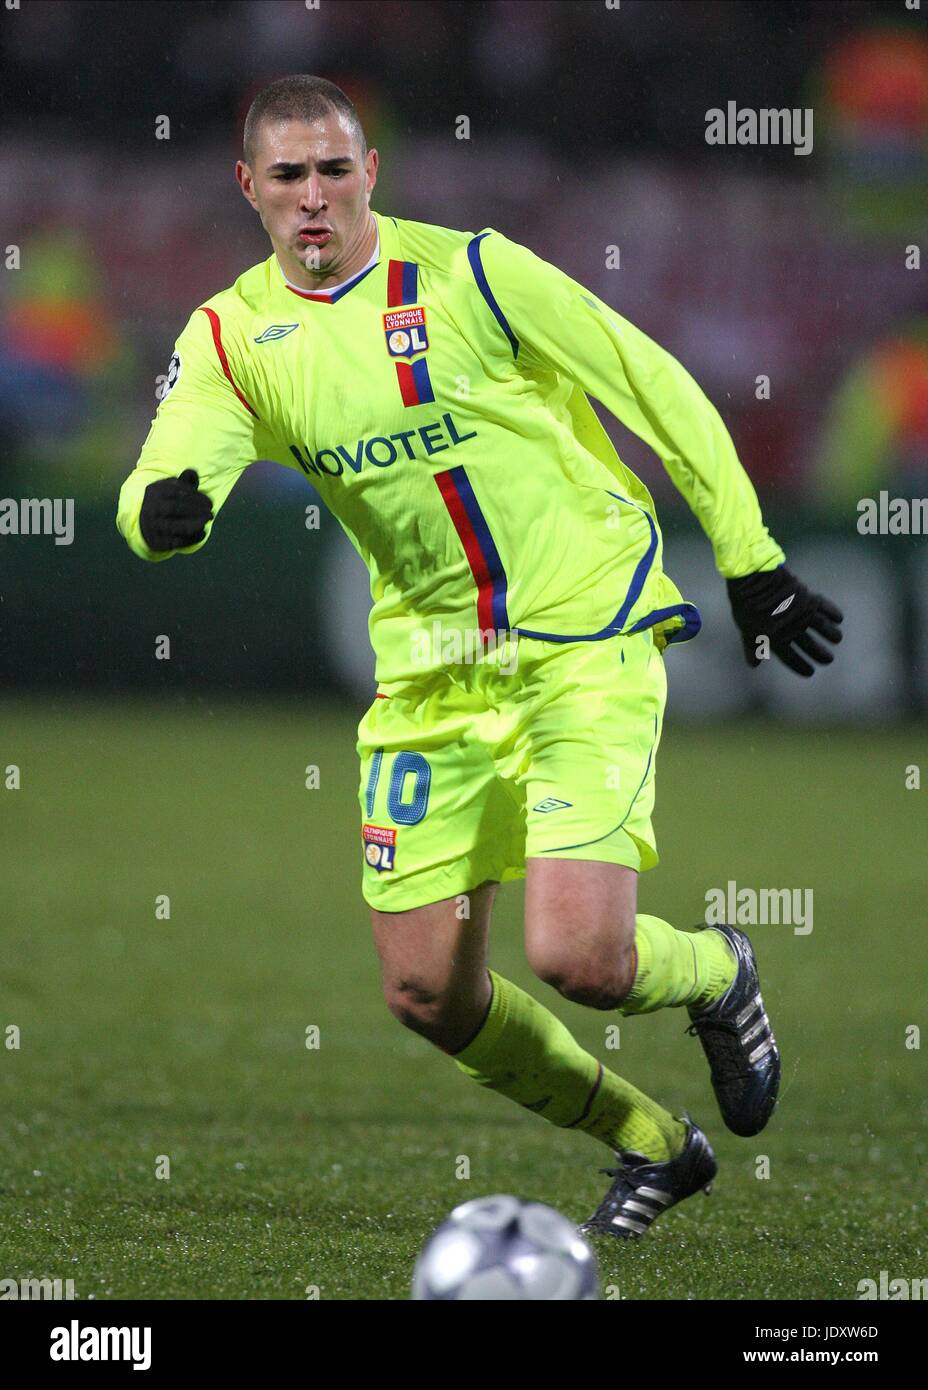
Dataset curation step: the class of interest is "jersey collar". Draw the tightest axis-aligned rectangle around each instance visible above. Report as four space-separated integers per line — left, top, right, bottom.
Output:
279 211 400 305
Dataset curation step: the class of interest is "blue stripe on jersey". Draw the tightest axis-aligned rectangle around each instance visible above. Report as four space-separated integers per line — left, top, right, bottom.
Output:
401 261 418 304
607 493 659 628
513 492 658 642
467 233 519 358
628 602 702 644
411 355 435 403
449 465 511 630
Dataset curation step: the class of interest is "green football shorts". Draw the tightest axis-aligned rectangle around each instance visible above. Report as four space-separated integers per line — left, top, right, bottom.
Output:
356 628 667 911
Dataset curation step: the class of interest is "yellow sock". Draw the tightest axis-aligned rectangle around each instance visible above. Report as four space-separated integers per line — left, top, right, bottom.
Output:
453 971 686 1162
620 916 737 1016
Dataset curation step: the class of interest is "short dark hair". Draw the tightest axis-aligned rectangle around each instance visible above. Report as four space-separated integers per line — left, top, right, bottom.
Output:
243 75 367 167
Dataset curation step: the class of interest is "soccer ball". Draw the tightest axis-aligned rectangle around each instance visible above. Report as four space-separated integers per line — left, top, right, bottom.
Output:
412 1194 599 1300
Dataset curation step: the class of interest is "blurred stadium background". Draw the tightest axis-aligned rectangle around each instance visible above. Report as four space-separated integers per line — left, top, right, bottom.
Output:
2 0 927 715
1 0 927 1301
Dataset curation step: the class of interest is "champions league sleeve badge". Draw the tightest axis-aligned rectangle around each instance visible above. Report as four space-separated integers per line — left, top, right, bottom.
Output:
362 823 397 872
158 350 181 402
383 306 429 358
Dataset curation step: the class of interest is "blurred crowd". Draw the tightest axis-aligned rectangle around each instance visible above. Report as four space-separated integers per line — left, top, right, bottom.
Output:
2 0 927 514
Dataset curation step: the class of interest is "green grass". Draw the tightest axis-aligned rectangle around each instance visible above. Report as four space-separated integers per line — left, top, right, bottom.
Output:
1 699 926 1299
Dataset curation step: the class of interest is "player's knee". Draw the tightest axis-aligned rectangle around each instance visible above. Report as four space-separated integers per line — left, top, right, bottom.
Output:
384 977 439 1031
383 977 466 1044
527 948 630 1010
560 975 627 1010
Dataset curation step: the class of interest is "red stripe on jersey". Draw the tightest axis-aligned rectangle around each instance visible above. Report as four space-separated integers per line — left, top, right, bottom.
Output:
433 470 496 632
386 259 406 307
394 360 420 406
198 306 259 418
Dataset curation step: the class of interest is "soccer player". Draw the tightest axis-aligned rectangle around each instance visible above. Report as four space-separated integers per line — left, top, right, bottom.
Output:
117 76 843 1240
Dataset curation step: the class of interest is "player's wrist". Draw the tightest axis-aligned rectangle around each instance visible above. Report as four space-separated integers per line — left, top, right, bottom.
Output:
726 565 790 602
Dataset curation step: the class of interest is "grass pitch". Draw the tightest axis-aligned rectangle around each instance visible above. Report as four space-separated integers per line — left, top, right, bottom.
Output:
1 699 925 1299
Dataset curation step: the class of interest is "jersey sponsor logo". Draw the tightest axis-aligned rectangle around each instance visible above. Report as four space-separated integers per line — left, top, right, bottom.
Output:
363 822 396 872
532 797 573 813
383 305 429 358
157 350 181 402
288 411 477 478
254 323 299 343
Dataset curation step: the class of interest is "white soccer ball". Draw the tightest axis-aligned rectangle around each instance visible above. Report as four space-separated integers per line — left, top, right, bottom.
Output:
412 1194 599 1300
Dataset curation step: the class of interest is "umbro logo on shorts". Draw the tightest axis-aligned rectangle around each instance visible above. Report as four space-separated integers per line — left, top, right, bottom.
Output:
533 797 573 813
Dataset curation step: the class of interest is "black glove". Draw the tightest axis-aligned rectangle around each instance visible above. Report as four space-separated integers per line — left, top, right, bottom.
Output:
139 469 213 552
726 565 843 678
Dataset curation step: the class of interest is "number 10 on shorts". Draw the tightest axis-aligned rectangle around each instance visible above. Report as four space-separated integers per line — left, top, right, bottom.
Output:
363 749 432 871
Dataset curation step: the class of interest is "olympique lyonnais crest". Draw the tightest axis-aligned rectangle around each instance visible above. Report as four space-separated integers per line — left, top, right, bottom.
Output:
383 306 429 359
362 822 397 872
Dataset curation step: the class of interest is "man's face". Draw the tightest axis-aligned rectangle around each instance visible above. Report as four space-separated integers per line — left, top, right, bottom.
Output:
236 112 378 286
